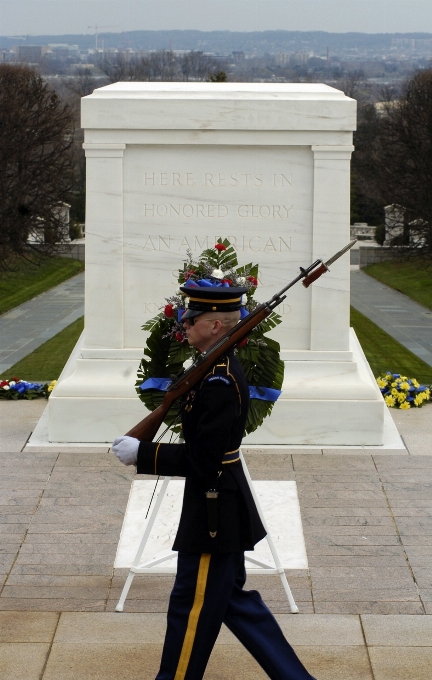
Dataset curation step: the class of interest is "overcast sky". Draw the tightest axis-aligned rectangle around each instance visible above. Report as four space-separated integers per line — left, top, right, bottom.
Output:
2 1 432 37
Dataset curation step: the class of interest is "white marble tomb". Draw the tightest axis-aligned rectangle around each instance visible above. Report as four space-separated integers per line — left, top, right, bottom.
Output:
46 82 385 445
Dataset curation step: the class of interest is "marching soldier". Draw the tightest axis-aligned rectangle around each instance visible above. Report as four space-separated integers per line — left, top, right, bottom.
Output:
113 286 316 680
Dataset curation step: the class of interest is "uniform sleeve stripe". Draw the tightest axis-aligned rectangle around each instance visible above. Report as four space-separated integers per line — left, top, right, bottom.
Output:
174 553 211 680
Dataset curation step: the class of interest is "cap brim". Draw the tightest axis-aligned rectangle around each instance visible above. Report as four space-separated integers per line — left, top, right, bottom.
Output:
182 309 204 321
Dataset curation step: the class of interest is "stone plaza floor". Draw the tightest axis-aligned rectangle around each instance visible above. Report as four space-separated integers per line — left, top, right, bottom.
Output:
1 399 432 678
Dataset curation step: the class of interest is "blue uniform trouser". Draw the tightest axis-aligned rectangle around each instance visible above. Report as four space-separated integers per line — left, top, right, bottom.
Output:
156 551 316 680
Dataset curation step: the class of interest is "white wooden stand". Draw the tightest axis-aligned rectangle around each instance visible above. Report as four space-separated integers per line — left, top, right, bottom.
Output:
115 451 299 613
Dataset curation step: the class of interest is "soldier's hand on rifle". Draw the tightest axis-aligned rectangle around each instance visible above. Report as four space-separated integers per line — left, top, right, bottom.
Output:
112 436 140 465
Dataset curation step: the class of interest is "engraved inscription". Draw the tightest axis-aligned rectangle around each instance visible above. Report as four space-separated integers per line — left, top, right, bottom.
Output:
139 235 291 253
143 172 292 187
142 169 295 220
143 204 292 219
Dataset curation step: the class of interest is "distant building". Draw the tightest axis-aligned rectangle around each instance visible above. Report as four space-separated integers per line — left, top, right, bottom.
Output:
351 223 376 241
391 38 416 49
232 51 245 64
289 52 313 66
12 45 49 62
48 44 79 59
275 52 290 66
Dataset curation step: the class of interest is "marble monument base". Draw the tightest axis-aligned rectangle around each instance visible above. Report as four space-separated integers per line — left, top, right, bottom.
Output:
41 328 386 446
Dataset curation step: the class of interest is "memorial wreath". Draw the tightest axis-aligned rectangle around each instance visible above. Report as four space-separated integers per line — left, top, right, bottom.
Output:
136 238 284 434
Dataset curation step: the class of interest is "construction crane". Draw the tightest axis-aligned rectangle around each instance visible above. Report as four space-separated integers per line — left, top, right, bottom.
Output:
87 25 117 51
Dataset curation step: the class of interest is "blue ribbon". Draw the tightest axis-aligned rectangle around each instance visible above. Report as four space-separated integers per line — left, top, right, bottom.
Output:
184 278 231 289
197 278 220 287
140 378 281 401
248 386 282 401
140 378 173 392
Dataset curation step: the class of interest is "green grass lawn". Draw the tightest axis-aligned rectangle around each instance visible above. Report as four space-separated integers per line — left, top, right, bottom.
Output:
0 256 84 316
351 306 432 384
0 317 84 381
363 259 432 311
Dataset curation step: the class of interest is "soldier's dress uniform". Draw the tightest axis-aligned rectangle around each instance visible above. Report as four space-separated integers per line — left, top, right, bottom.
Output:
136 287 316 680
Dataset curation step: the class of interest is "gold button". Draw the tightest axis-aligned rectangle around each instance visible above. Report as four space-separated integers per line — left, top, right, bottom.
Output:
212 306 217 311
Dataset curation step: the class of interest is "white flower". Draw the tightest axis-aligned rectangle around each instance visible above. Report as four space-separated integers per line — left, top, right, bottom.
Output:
184 297 189 308
211 268 224 279
9 381 15 386
237 276 246 285
3 385 9 390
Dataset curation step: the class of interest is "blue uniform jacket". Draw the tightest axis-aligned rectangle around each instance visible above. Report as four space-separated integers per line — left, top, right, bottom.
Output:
136 353 266 553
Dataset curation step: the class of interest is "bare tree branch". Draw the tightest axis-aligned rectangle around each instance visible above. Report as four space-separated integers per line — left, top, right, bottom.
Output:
0 65 75 271
353 68 432 258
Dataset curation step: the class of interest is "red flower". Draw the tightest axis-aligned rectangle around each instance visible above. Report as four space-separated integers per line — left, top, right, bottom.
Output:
164 304 175 318
221 278 232 285
175 331 184 342
11 376 20 382
237 337 248 348
184 269 195 281
247 276 258 286
214 243 226 251
0 380 8 387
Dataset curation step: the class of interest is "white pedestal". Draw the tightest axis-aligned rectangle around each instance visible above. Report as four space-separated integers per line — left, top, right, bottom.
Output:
43 82 386 446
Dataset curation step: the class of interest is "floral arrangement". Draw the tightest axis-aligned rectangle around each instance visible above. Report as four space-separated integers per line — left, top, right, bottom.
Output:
136 238 284 434
0 378 57 400
377 372 431 409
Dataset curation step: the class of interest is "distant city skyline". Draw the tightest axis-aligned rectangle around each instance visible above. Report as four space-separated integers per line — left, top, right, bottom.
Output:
2 0 432 38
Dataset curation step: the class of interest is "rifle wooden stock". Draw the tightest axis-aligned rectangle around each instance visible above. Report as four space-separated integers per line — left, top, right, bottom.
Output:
125 304 271 441
302 262 328 288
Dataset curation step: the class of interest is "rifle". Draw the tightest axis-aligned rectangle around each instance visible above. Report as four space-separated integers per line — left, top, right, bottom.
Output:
126 240 356 441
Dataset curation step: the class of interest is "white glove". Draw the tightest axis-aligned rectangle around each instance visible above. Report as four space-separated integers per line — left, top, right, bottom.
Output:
112 436 139 466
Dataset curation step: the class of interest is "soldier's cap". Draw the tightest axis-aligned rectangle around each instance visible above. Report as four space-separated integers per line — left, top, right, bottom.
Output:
180 285 248 321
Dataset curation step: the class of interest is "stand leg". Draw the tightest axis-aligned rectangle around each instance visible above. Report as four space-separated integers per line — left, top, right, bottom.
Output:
240 451 299 614
115 570 135 613
115 476 172 612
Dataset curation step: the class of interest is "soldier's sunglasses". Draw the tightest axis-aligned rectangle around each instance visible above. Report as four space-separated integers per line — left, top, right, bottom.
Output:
183 315 213 326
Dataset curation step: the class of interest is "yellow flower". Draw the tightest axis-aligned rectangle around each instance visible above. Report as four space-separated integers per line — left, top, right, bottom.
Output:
391 388 399 396
384 395 396 407
414 395 423 406
391 382 398 387
397 392 406 403
377 378 387 388
47 380 57 393
400 401 410 409
400 376 408 381
400 382 410 391
412 379 420 387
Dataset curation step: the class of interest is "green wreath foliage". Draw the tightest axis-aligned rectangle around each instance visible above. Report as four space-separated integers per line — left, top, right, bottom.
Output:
135 238 285 435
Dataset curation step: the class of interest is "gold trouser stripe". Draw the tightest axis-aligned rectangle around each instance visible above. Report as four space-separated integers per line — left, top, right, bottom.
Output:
174 553 211 680
154 443 161 475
